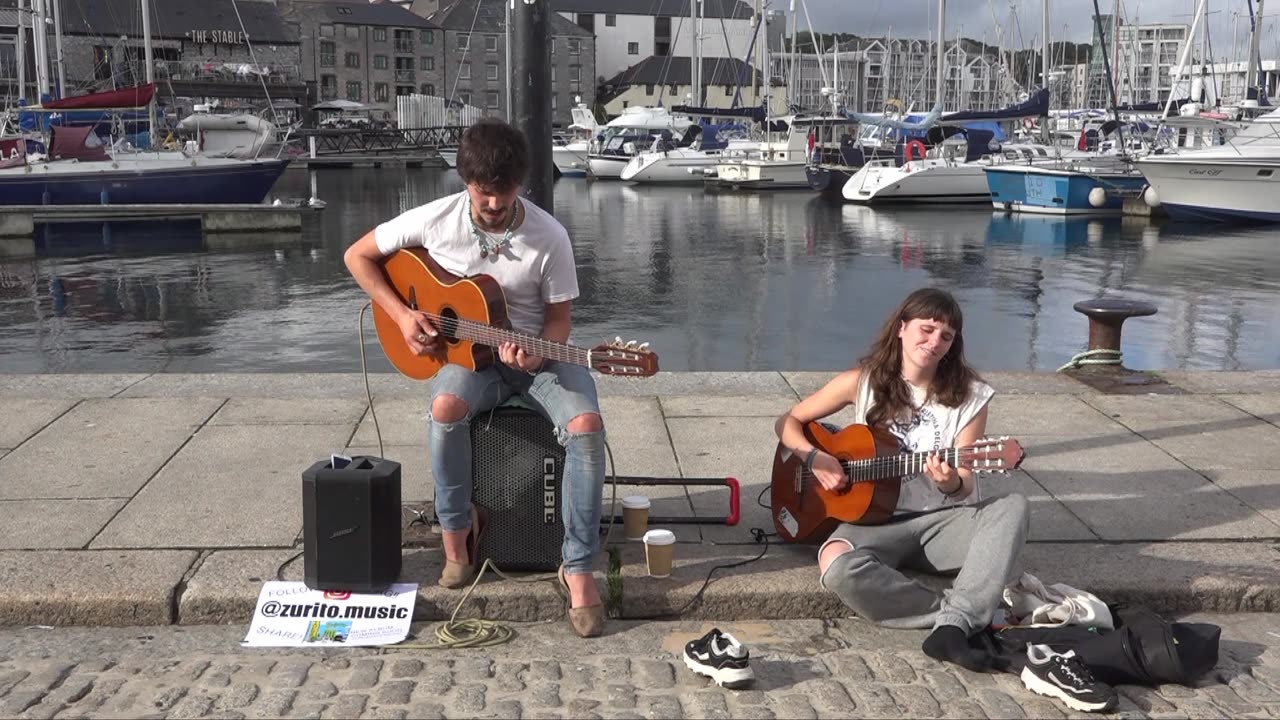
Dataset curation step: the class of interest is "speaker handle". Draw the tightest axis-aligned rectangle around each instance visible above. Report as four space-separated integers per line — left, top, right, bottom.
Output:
606 476 740 526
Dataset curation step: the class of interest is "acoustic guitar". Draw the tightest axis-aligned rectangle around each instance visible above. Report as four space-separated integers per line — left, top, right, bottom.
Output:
373 248 659 380
770 422 1025 544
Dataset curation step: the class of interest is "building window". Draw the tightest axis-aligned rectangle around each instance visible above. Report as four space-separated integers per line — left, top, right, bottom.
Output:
486 62 498 81
459 92 471 105
374 55 388 70
655 41 670 56
569 65 581 91
320 74 337 100
628 42 638 55
319 24 334 38
605 14 616 26
645 84 654 95
345 26 359 40
344 52 360 68
422 57 434 71
395 57 415 82
552 93 557 110
456 33 470 50
374 83 390 102
394 29 414 54
485 35 498 52
568 38 581 56
373 28 387 42
397 85 414 97
421 83 435 95
487 90 499 108
346 81 362 101
421 29 434 45
551 65 556 82
460 62 471 80
576 13 594 33
319 41 336 67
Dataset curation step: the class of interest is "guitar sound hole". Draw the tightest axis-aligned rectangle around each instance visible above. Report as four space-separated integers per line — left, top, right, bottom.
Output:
438 307 461 344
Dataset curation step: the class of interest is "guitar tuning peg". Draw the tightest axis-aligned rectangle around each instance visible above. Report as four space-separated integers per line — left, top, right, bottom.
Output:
625 340 638 349
638 342 650 351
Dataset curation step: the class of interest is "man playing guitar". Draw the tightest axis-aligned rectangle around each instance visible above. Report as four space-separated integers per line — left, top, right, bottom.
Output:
773 288 1030 671
343 119 607 638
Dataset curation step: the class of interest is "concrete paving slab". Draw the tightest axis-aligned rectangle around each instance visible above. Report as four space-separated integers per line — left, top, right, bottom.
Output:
983 371 1097 394
0 398 223 500
1087 394 1260 433
781 371 839 399
1162 370 1280 394
178 548 308 625
669 416 779 540
116 372 430 400
350 396 428 447
1018 542 1280 613
1219 394 1280 426
1020 432 1186 473
0 499 126 550
596 371 797 398
1032 467 1278 541
0 399 76 449
209 398 368 426
1200 470 1280 529
979 471 1099 542
659 395 797 418
0 550 196 625
595 397 697 541
91 424 352 549
0 374 147 398
985 395 1129 438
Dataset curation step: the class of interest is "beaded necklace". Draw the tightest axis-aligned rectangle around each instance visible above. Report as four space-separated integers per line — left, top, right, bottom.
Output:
466 195 522 259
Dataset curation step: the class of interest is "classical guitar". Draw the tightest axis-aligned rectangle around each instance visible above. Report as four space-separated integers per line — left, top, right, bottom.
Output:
373 248 659 380
770 422 1025 543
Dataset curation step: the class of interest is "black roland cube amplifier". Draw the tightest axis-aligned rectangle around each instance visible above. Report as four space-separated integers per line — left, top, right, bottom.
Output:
301 456 402 592
471 402 566 572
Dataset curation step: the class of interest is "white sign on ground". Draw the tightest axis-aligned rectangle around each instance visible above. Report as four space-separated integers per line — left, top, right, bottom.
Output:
241 582 418 647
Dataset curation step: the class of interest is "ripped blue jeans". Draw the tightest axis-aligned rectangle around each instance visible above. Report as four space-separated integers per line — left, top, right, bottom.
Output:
428 361 606 575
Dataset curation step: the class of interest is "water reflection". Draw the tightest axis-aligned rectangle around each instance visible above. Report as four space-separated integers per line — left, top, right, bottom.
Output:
2 166 1279 373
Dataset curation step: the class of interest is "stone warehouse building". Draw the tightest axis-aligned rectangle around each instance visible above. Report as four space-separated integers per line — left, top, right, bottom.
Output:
55 0 307 115
278 0 443 120
411 0 595 129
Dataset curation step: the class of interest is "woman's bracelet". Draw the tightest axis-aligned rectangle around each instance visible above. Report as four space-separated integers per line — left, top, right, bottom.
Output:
943 476 965 497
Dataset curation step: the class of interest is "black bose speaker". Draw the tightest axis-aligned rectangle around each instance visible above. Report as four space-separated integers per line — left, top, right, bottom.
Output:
302 456 402 592
471 402 566 571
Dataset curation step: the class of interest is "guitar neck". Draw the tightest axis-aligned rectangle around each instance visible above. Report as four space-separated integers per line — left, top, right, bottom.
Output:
842 447 961 482
435 315 591 367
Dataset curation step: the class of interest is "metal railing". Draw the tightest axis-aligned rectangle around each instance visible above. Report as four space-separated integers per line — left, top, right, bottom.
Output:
154 60 303 85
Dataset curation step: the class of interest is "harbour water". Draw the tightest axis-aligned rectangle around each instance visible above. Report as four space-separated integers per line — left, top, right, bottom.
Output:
2 166 1279 374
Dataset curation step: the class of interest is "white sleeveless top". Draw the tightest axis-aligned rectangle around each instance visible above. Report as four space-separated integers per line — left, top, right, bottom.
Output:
850 374 995 514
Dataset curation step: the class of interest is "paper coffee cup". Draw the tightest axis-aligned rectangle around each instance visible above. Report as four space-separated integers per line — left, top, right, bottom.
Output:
642 529 676 578
621 495 651 541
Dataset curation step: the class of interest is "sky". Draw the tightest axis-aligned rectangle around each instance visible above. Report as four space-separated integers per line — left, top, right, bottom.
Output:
793 0 1278 62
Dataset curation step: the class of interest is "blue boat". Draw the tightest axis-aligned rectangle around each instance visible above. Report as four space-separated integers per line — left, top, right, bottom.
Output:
0 157 291 206
983 162 1149 215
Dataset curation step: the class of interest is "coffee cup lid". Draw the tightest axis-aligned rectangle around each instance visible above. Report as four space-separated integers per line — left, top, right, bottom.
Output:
622 495 651 509
642 529 676 545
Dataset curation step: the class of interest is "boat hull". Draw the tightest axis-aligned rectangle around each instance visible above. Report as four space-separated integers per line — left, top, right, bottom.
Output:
0 158 291 206
1138 157 1280 223
845 161 992 204
984 165 1147 215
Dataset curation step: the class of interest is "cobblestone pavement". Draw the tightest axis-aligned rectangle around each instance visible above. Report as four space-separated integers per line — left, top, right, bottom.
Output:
0 614 1277 719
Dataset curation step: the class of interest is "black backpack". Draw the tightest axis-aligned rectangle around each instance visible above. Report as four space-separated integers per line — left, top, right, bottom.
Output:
982 603 1221 687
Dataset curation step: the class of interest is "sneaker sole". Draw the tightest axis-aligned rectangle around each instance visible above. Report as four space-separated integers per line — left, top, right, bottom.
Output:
1020 667 1115 713
683 653 754 689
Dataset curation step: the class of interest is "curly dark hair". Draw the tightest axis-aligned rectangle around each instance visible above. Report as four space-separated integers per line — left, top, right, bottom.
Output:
859 288 983 431
456 119 530 192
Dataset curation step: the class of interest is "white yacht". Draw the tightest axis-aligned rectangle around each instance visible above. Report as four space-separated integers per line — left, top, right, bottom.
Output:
586 106 692 179
844 139 1062 205
1138 107 1280 222
704 115 836 191
618 125 755 184
552 103 596 178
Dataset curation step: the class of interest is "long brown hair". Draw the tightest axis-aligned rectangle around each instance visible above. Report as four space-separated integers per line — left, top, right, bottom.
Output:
859 288 982 431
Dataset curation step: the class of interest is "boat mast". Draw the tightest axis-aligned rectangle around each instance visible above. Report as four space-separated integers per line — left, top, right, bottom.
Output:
141 0 156 146
15 0 27 103
51 0 66 97
1041 0 1049 143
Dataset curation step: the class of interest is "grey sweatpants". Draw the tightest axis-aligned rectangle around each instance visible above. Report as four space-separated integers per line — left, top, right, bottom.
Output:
819 494 1030 635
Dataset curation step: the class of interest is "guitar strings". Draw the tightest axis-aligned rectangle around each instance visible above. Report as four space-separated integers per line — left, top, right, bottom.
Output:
414 310 595 364
793 448 1005 484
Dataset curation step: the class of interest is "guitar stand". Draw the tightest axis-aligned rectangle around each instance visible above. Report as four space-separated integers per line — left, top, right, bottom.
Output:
602 476 741 526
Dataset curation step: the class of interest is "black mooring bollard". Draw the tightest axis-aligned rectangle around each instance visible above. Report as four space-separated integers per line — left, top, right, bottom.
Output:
1072 298 1158 356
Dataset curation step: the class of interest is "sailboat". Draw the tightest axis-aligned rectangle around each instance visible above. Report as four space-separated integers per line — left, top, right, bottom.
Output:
0 0 290 206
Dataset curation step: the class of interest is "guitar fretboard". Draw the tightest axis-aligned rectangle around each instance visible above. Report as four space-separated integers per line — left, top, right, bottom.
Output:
429 313 591 367
840 447 962 482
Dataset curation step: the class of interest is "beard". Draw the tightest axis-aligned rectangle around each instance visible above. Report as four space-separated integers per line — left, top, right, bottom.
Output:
474 203 514 232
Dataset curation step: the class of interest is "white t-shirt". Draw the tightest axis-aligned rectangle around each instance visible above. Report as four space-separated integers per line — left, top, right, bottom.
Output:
850 373 995 514
374 191 580 335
